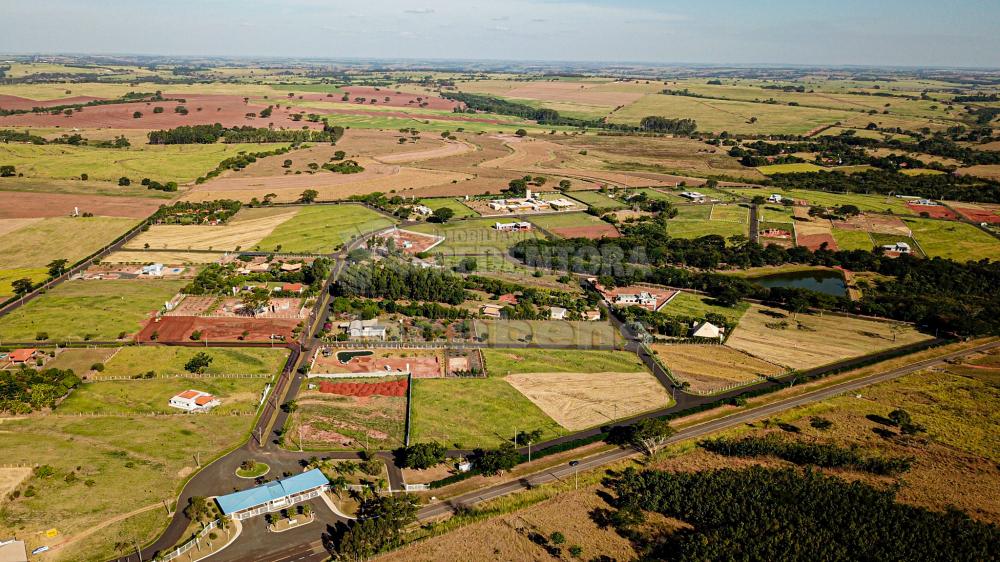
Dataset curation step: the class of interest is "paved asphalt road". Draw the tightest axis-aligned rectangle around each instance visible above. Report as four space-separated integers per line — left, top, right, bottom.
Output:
225 338 999 562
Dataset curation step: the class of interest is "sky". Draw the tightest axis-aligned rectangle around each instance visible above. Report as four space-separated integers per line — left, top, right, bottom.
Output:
1 0 998 67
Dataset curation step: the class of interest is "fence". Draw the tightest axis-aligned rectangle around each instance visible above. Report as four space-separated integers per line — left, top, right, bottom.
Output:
157 518 222 562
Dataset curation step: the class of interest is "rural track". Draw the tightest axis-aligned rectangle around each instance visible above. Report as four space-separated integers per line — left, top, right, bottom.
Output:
229 338 999 562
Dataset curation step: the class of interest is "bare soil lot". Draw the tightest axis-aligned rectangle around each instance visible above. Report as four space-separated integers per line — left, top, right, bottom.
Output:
650 343 784 394
136 315 300 343
0 190 162 219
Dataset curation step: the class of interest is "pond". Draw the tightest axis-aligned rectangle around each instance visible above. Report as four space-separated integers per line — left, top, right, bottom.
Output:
337 350 373 364
752 269 847 297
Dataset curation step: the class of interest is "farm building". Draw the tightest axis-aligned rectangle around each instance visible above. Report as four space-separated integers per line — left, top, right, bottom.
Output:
583 309 602 321
691 321 723 340
494 221 533 232
215 469 329 521
412 205 433 216
168 390 220 412
882 242 912 254
345 319 387 340
0 539 27 562
281 283 305 294
613 292 658 308
481 304 503 319
6 349 38 365
549 306 568 320
680 191 707 202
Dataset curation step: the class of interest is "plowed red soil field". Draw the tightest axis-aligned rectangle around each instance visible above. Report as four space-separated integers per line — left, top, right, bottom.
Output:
0 191 162 219
318 379 408 397
0 94 105 110
907 203 958 220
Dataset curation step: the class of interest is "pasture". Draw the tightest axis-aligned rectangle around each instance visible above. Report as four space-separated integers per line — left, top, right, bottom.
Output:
474 319 622 348
666 218 748 240
284 387 406 450
58 376 271 415
256 204 396 253
95 346 289 378
710 204 749 223
527 212 620 239
482 348 644 376
650 344 783 394
410 377 565 448
725 304 931 370
658 291 749 324
410 218 543 254
126 207 297 252
0 279 185 341
756 163 826 175
900 217 1000 261
566 190 627 211
0 217 138 269
417 197 479 218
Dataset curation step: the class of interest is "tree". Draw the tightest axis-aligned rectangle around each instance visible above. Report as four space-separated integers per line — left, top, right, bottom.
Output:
515 128 528 137
184 352 213 374
241 288 272 316
473 443 520 476
46 259 69 278
132 111 142 119
11 278 34 295
431 207 455 223
610 418 675 456
299 189 319 203
118 176 131 186
183 496 214 526
397 442 447 469
558 179 572 191
0 165 16 177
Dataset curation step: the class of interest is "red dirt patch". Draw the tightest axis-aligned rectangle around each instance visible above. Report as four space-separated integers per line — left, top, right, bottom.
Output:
951 205 1000 224
907 203 958 220
796 233 839 251
296 87 460 111
549 224 621 239
383 228 444 254
0 94 105 110
318 379 408 397
136 315 299 342
0 94 324 130
0 190 162 219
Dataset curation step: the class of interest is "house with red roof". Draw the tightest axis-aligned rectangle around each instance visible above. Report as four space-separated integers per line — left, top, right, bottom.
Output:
7 348 38 364
168 390 220 412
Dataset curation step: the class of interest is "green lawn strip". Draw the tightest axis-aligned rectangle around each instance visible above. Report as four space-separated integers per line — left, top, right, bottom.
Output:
565 190 626 211
0 267 49 298
98 347 289 378
482 348 644 375
900 217 1000 261
756 163 826 175
0 415 249 559
410 377 566 449
0 217 138 269
59 376 271 415
527 212 608 230
758 205 796 222
832 228 875 251
0 279 185 341
673 205 712 220
667 218 748 240
659 291 749 324
410 218 543 254
710 204 750 223
417 198 478 218
256 205 395 253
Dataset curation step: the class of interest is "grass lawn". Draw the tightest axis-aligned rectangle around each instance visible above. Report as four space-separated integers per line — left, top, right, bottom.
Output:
832 228 875 251
727 187 915 216
756 163 826 175
710 204 749 223
0 267 49 298
46 347 117 374
410 217 543 254
97 346 289 378
566 190 626 211
0 143 288 183
667 218 748 240
659 291 749 324
417 198 478 218
758 205 796 223
256 204 396 253
0 279 185 342
475 319 622 348
0 217 138 269
901 217 1000 261
527 212 609 230
673 205 712 220
58 376 271 415
482 348 644 375
410 377 565 448
0 414 250 560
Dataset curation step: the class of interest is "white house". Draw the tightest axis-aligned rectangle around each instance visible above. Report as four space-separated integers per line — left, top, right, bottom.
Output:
140 263 165 276
680 191 707 202
169 390 220 412
613 292 658 308
690 321 723 340
549 306 568 320
882 242 912 254
412 205 433 216
767 194 783 203
548 198 576 210
347 319 387 340
494 221 533 232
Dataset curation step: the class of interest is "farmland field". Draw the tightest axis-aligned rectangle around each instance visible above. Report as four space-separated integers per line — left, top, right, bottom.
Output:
126 207 297 252
566 190 627 211
256 204 395 253
650 343 784 394
756 163 826 175
527 212 620 239
666 218 748 240
474 319 622 348
58 376 272 415
482 348 644 376
410 217 543 254
900 217 1000 261
0 217 138 269
284 385 407 450
417 197 478 218
505 370 672 430
95 346 289 378
726 304 932 369
0 279 185 341
410 377 565 448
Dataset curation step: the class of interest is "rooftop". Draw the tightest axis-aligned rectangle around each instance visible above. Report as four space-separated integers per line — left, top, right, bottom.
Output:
216 469 328 515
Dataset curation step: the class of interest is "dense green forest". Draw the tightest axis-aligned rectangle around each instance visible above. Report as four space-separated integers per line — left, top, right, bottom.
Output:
605 466 1000 561
0 367 80 413
147 123 345 144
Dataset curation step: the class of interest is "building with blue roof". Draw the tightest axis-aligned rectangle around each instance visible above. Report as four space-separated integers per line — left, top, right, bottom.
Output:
215 468 329 520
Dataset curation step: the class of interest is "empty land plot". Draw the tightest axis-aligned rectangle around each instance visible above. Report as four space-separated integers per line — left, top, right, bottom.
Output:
725 304 931 370
0 467 31 504
658 291 750 324
58 376 271 415
475 319 622 348
285 388 406 450
0 216 137 269
759 205 796 223
126 207 297 251
505 371 671 430
410 218 543 254
96 346 288 378
410 377 564 448
0 279 185 341
46 347 117 374
529 212 620 239
102 250 226 264
0 415 248 560
376 140 474 163
667 218 747 240
417 197 478 218
832 228 875 251
483 348 644 376
0 190 163 219
901 217 1000 261
0 267 48 298
756 163 826 175
0 143 285 183
256 205 395 253
0 217 41 238
565 190 627 211
710 204 749 223
673 205 713 220
650 344 784 394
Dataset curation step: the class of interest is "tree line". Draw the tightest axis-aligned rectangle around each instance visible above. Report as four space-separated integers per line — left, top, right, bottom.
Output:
147 123 345 145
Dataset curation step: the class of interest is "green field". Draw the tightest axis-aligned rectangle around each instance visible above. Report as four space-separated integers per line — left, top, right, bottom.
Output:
409 377 565 448
710 204 749 223
726 187 916 215
0 267 49 298
566 190 627 211
97 346 289 378
0 217 138 269
901 217 1000 261
658 291 750 324
475 320 622 348
756 163 826 175
758 205 796 223
832 228 875 251
0 414 249 560
59 376 271 415
482 348 644 375
321 111 567 135
0 143 288 183
0 177 177 199
0 279 184 341
526 211 611 230
673 205 712 220
256 204 395 253
417 197 478 218
667 218 748 240
410 217 543 254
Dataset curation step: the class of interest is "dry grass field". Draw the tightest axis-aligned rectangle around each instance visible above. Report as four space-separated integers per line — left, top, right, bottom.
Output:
650 344 784 394
375 140 475 164
505 371 671 430
0 216 138 269
725 304 931 369
0 467 32 505
102 250 226 264
125 207 297 251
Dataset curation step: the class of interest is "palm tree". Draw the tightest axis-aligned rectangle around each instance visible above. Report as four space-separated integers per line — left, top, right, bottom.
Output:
330 475 349 499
